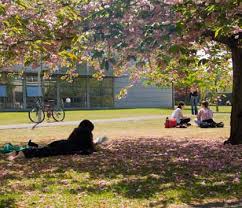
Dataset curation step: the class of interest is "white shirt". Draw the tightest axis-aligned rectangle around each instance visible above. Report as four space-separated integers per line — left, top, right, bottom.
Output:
171 108 183 124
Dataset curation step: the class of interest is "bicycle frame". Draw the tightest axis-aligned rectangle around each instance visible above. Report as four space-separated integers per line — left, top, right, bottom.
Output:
29 97 65 123
33 97 44 110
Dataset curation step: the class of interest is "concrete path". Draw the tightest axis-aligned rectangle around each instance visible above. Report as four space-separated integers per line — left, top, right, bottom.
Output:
0 115 164 130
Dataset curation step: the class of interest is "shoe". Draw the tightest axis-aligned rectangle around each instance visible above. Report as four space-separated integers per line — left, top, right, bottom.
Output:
28 140 39 148
176 124 187 128
216 122 224 128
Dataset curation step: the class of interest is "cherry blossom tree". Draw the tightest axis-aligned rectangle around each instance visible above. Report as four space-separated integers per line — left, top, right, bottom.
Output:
86 0 241 144
0 0 241 144
161 0 241 144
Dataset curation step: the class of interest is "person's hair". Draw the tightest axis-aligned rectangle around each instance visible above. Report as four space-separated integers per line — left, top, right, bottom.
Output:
78 119 94 131
177 101 185 109
201 101 209 108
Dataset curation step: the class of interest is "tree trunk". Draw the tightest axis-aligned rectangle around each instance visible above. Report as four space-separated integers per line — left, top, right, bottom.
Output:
216 101 219 113
215 83 219 113
171 82 175 109
226 46 242 144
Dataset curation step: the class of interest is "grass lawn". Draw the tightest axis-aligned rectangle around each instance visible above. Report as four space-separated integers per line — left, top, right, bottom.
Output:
0 113 230 144
0 106 231 125
0 108 166 125
1 112 242 208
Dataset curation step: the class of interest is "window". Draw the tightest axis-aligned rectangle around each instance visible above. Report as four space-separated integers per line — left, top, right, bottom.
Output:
89 78 113 108
59 78 87 108
0 85 7 97
0 84 23 109
44 81 57 100
26 86 42 97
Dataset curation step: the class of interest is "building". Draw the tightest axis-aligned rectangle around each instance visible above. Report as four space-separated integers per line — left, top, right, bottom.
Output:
0 64 172 110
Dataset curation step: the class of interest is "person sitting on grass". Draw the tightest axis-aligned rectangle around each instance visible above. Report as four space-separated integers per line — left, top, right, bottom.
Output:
8 119 107 160
171 101 191 127
195 101 224 128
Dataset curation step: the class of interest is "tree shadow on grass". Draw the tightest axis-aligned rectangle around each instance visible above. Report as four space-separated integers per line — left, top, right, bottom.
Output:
149 199 242 208
0 137 242 207
0 198 16 208
191 200 242 208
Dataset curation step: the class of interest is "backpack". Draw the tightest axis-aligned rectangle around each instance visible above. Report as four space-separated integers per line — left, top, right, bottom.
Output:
165 118 177 128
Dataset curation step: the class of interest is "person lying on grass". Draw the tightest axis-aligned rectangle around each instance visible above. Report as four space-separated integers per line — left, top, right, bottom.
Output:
8 119 108 160
171 101 191 128
195 101 224 128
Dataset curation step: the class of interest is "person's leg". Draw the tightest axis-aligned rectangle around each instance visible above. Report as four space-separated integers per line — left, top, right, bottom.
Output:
8 140 94 160
28 140 39 148
8 146 67 160
22 146 57 158
7 151 25 160
191 97 195 115
194 96 198 115
195 119 201 126
202 119 214 123
180 118 191 125
201 119 217 128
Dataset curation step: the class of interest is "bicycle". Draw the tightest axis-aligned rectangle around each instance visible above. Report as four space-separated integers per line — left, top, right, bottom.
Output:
28 97 65 123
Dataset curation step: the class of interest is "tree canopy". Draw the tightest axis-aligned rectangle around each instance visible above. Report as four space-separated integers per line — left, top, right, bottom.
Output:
0 0 241 143
1 0 240 74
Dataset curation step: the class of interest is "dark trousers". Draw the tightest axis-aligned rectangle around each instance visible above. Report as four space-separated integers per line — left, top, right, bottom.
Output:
180 118 191 125
22 140 91 158
202 119 215 124
23 146 59 158
191 96 199 115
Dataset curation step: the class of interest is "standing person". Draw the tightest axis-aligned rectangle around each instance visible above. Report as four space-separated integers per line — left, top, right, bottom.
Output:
171 101 191 127
190 86 199 115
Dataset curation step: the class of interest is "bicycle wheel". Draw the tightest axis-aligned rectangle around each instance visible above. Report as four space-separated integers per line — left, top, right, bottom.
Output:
52 107 65 122
28 107 45 123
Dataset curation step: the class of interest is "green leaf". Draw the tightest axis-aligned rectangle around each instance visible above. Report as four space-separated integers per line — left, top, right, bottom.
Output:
59 51 78 61
206 5 215 13
15 0 31 9
0 3 6 15
169 45 182 54
215 27 223 38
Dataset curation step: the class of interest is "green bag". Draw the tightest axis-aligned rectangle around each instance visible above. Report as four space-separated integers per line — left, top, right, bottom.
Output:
0 143 29 154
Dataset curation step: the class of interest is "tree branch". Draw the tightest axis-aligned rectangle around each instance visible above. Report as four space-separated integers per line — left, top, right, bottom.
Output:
203 30 230 45
203 30 242 48
0 35 75 49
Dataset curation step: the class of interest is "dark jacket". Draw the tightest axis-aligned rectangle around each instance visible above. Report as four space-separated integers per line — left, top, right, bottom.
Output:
47 127 95 154
23 127 95 158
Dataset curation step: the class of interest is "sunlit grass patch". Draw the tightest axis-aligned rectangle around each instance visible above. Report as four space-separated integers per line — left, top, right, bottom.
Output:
0 110 241 208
